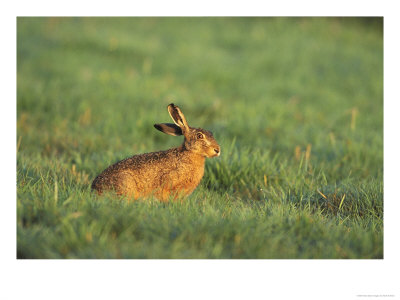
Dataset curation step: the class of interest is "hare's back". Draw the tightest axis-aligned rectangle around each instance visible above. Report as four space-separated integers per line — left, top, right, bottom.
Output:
91 149 176 195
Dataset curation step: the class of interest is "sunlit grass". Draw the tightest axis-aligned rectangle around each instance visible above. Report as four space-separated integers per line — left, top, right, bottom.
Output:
17 17 383 258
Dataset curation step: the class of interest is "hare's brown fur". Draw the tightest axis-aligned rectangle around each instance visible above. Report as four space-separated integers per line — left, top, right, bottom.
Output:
91 104 220 201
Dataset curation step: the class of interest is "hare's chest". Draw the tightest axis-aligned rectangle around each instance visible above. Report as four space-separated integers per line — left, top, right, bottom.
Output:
168 162 205 192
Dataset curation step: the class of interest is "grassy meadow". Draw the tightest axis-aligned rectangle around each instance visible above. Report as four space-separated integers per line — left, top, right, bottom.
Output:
17 17 383 259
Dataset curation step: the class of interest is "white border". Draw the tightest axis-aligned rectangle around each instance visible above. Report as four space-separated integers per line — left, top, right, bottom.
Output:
3 1 399 299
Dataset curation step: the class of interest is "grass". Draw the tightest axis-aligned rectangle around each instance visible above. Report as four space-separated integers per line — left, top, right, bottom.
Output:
17 17 383 258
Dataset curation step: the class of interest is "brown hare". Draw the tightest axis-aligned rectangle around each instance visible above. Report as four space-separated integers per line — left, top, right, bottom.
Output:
91 103 220 201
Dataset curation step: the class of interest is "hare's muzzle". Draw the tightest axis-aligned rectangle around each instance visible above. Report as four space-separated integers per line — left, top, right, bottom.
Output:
213 146 221 157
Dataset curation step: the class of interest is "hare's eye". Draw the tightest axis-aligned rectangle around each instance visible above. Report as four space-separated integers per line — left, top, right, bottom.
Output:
196 132 204 139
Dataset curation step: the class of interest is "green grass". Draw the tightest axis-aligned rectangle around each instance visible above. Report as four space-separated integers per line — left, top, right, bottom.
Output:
17 17 383 259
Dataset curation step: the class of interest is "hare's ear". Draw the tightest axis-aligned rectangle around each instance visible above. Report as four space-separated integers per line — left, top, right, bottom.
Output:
167 103 189 133
154 123 183 136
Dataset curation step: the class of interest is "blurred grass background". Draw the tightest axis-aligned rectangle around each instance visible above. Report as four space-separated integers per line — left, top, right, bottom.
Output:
17 17 383 258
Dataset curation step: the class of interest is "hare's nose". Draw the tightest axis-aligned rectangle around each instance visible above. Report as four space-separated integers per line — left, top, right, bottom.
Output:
214 148 220 155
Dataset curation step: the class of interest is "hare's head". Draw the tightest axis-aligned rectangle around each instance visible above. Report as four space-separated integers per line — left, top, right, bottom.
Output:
154 103 220 158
